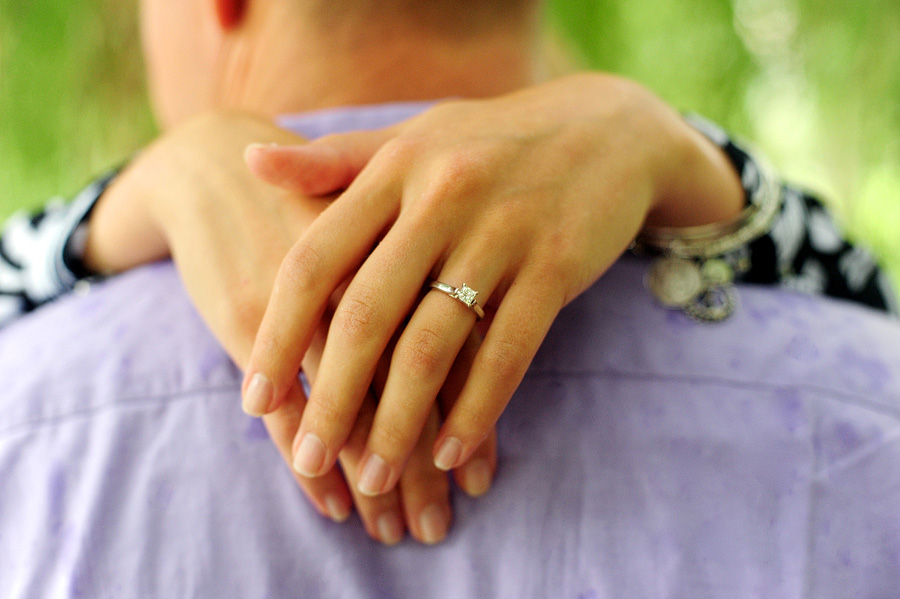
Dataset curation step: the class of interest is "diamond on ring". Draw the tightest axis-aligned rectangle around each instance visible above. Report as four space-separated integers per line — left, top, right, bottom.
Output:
429 280 485 320
452 284 478 307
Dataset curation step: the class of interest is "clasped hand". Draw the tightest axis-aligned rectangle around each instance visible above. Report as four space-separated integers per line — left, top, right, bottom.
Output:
87 73 742 546
242 74 737 505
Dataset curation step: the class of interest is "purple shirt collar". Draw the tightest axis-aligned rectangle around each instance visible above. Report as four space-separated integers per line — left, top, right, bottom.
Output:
277 100 440 140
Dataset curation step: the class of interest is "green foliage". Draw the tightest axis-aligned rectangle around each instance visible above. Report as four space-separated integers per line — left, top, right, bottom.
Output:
0 0 897 284
547 0 900 286
0 0 155 215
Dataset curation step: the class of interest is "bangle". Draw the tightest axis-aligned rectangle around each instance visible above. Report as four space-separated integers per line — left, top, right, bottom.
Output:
633 117 784 321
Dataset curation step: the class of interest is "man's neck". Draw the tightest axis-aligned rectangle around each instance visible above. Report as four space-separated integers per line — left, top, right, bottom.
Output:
212 3 544 116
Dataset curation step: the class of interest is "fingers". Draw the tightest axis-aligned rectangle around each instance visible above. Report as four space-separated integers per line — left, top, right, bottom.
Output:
352 276 500 497
439 330 497 497
245 127 398 196
261 383 353 523
353 284 488 496
241 175 399 417
336 396 454 545
289 216 450 482
262 347 457 545
433 275 561 470
300 318 453 545
396 406 452 545
335 393 409 545
455 432 497 498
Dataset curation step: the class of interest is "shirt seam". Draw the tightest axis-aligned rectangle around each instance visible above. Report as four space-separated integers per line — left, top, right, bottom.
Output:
0 383 241 438
525 368 900 420
5 367 898 438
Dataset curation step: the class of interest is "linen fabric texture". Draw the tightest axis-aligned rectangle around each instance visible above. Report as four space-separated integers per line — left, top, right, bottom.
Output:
1 104 899 598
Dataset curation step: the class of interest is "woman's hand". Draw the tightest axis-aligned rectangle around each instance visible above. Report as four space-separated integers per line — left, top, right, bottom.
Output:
242 73 745 496
82 112 488 544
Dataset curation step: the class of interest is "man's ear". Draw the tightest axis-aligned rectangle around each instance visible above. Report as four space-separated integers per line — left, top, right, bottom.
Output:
214 0 247 30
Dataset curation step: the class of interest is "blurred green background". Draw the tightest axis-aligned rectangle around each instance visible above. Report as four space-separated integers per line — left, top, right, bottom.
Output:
1 0 898 285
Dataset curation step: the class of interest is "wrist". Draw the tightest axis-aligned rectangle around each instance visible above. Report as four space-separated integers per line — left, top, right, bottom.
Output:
558 73 744 231
82 156 168 274
635 115 784 321
83 112 305 274
646 110 745 229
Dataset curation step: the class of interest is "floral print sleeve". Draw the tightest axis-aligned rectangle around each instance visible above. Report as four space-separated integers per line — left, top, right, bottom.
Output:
0 170 117 328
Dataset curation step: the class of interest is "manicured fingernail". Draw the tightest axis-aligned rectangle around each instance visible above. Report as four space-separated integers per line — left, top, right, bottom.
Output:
293 433 327 476
419 504 448 545
434 437 462 471
377 512 404 545
246 142 280 151
358 454 390 496
244 143 273 161
461 458 493 497
243 373 274 416
325 495 350 523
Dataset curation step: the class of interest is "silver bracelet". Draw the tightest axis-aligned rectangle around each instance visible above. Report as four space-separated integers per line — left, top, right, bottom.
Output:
633 141 783 322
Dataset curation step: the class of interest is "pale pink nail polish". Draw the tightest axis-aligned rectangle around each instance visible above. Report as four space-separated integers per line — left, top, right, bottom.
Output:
292 433 327 476
243 373 273 416
434 437 462 471
358 454 390 496
325 495 350 523
461 458 493 497
419 504 448 545
377 512 404 545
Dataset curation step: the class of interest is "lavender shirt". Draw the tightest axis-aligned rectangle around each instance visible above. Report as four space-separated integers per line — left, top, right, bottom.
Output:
2 105 900 598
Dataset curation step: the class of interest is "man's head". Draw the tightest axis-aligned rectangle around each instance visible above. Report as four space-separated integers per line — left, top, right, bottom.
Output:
139 0 543 128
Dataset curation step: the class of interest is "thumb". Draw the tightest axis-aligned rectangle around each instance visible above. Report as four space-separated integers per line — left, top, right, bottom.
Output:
245 126 398 196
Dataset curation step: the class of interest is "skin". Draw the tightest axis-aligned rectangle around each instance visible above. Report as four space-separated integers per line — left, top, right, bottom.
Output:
242 74 744 496
84 112 473 544
84 0 743 542
87 0 537 544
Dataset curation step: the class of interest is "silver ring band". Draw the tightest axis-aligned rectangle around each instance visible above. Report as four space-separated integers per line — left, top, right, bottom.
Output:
429 281 485 320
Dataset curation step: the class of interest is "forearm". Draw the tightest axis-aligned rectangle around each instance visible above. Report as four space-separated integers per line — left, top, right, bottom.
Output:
0 111 315 350
83 112 310 277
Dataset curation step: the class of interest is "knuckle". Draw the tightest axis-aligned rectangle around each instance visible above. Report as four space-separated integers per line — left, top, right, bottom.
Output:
373 419 415 460
309 389 347 428
481 336 527 384
428 149 492 200
396 327 447 378
378 135 423 166
528 252 576 308
279 241 323 293
335 285 381 340
407 146 499 222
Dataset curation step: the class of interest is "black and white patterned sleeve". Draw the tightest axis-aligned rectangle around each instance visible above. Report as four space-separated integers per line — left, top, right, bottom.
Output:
687 115 899 317
0 170 117 328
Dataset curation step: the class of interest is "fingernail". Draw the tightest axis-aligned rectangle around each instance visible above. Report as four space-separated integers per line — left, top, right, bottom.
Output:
461 458 493 497
377 512 404 545
434 437 463 471
358 454 390 496
243 373 274 416
244 143 272 161
419 504 448 545
293 433 327 476
325 495 350 523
